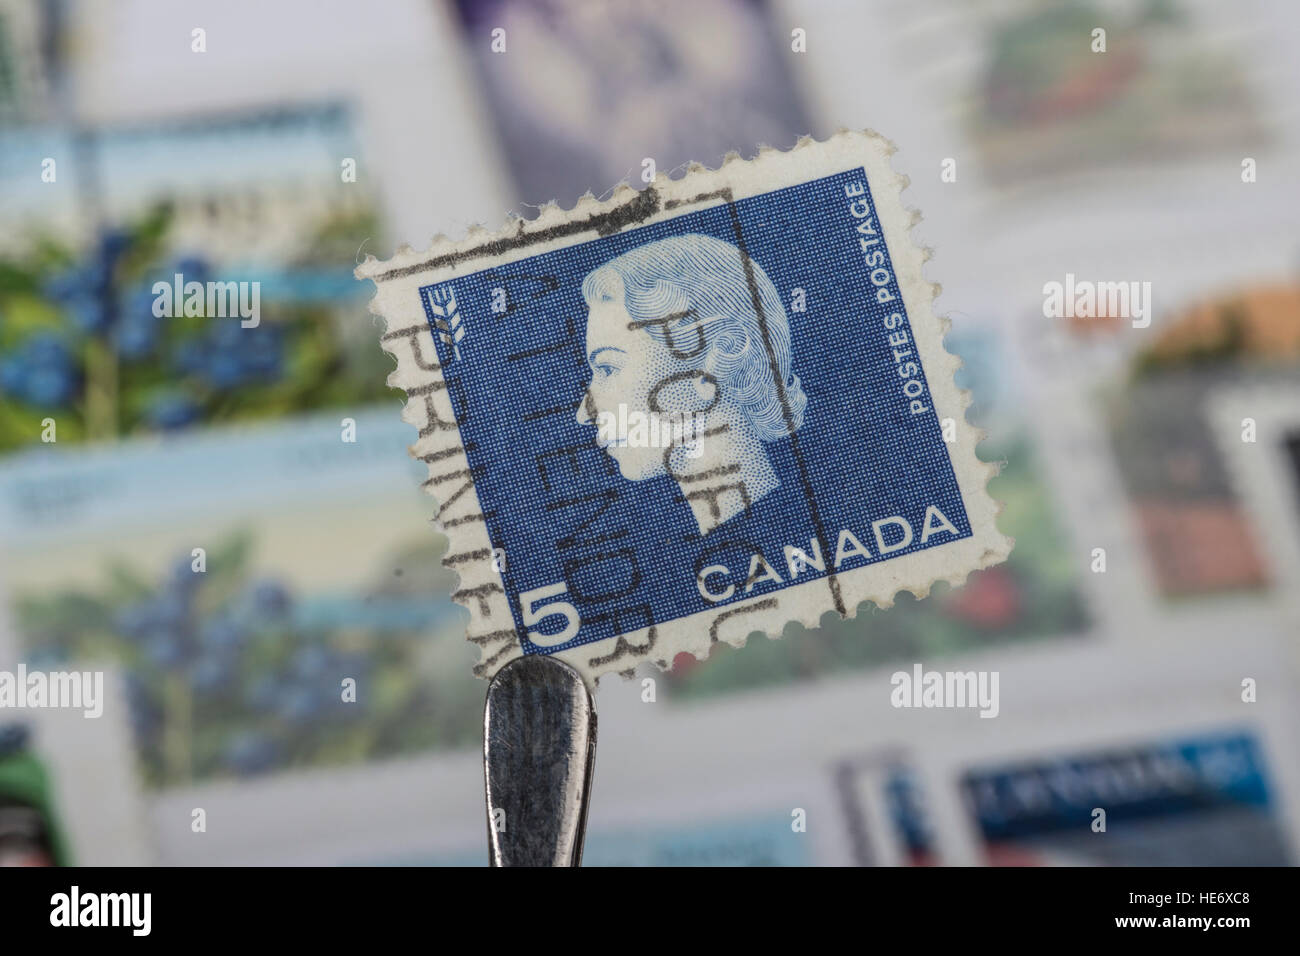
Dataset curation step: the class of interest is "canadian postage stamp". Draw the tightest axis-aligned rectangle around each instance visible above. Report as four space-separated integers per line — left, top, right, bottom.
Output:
357 130 1012 686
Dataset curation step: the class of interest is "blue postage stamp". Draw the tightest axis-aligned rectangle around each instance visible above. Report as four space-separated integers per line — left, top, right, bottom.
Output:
358 131 1011 685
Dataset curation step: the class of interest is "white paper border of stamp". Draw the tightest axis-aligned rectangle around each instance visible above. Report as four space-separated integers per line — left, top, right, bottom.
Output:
357 129 1013 687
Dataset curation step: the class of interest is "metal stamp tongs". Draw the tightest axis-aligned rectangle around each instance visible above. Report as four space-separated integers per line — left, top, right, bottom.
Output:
483 655 597 866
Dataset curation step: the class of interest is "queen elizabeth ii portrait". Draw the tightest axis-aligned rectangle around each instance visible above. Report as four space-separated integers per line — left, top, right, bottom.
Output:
575 233 807 536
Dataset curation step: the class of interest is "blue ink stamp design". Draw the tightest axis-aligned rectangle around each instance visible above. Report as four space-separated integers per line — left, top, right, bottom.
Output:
359 132 1012 684
421 284 464 363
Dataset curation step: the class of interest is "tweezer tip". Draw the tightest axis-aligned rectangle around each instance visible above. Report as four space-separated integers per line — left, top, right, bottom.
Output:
484 655 596 867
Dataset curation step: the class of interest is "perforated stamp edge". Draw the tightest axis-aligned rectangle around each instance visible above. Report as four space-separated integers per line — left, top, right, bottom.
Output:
356 129 1013 687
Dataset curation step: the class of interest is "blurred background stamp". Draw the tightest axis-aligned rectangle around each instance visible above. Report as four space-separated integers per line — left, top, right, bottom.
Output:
1209 383 1300 619
358 130 1012 685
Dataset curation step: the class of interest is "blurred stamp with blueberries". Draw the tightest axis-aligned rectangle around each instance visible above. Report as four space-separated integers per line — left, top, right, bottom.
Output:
359 131 1012 685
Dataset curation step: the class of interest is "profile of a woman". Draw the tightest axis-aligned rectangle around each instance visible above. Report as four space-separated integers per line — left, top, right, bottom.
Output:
575 233 807 536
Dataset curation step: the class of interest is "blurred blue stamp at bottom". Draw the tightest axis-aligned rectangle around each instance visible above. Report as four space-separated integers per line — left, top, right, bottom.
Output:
358 131 1012 686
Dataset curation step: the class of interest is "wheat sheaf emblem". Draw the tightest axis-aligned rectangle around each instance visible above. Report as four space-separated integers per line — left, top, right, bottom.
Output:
427 284 465 361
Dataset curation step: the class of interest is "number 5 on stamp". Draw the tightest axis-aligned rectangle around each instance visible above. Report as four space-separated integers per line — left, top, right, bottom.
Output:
518 583 581 648
357 130 1013 687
